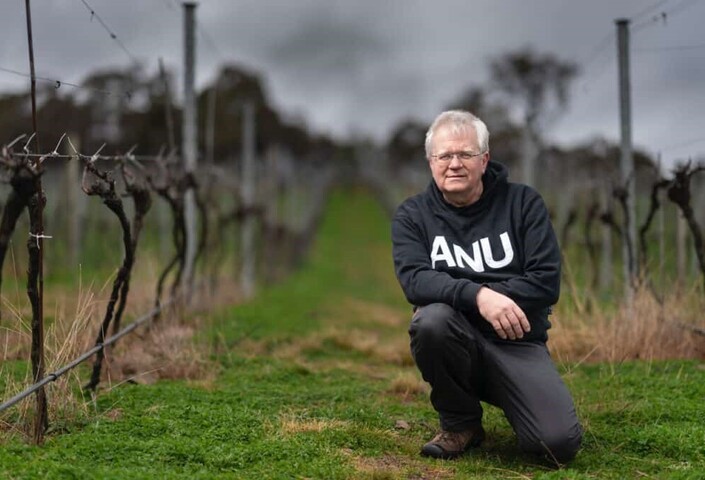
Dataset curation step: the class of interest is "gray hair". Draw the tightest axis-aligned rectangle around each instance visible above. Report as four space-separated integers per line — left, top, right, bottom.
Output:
424 110 490 158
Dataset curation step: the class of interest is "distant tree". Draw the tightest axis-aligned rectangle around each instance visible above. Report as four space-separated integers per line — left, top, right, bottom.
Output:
0 85 90 154
445 86 522 172
0 92 32 142
80 66 150 152
197 64 322 161
489 48 578 188
386 118 427 169
445 86 515 132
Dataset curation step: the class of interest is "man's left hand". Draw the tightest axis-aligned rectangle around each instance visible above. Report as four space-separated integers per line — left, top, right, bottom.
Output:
476 286 530 340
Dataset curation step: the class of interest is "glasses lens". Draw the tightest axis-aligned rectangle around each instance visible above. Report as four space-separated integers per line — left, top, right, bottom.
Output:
435 151 481 162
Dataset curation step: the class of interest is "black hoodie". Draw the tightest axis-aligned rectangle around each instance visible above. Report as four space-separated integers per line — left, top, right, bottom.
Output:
391 161 560 342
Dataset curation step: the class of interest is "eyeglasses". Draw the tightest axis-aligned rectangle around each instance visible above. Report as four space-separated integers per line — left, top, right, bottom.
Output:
431 150 486 163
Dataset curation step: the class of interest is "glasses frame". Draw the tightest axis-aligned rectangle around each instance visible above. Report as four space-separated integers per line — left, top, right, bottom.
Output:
430 150 487 163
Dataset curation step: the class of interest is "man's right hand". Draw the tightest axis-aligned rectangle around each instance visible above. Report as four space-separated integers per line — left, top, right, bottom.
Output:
476 286 530 340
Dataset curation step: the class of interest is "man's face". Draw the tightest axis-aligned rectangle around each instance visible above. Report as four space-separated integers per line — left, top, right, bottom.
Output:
428 125 489 205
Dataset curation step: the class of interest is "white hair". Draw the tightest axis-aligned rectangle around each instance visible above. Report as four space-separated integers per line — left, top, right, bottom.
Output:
424 110 490 158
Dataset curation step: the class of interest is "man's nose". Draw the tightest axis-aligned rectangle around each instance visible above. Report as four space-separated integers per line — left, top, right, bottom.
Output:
449 155 464 167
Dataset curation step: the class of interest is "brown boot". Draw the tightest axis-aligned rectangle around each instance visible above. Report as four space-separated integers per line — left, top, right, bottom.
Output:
421 425 485 459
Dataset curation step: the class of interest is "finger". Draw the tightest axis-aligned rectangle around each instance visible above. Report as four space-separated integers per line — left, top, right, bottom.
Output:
512 304 531 332
508 314 525 339
498 316 516 340
511 305 531 333
492 320 508 340
519 315 531 333
505 312 524 339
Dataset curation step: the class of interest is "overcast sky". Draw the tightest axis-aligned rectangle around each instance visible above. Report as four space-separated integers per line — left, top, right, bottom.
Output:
1 0 704 171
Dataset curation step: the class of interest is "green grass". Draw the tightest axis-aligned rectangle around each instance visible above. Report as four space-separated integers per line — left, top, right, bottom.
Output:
1 188 704 479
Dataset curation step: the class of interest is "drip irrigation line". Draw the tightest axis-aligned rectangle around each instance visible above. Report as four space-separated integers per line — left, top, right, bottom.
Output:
0 294 181 414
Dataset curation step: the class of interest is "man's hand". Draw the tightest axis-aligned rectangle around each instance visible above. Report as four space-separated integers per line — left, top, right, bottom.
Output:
476 286 530 340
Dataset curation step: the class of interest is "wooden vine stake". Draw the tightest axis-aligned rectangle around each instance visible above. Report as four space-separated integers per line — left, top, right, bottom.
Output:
24 0 48 444
0 134 59 443
26 159 47 443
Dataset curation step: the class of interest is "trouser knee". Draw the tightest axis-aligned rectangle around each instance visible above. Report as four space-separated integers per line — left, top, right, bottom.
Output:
518 425 582 465
408 303 459 351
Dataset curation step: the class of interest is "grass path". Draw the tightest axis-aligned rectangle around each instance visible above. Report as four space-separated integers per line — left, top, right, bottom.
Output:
1 188 704 479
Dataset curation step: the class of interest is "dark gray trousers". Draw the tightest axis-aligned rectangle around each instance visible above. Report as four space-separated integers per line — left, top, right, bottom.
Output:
409 303 582 463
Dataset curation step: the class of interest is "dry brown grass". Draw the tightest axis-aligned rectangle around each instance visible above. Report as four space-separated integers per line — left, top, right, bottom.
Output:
87 270 243 388
264 327 414 368
342 298 407 328
229 310 416 383
0 260 238 439
103 320 217 387
277 412 350 435
550 284 705 364
0 278 98 438
387 372 428 402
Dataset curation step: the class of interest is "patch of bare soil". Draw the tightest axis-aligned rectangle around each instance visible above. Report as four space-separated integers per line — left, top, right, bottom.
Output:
342 449 455 479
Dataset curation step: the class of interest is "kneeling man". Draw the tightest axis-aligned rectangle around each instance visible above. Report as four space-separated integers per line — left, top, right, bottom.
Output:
391 110 582 464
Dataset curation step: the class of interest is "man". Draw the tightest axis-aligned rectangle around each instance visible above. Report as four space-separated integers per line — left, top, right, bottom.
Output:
391 110 582 465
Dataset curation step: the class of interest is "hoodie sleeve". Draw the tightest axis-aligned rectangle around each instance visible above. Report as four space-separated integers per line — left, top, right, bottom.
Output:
484 188 561 311
392 204 481 311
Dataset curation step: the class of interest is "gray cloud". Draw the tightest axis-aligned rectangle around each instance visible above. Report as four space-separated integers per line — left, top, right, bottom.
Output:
1 0 704 169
